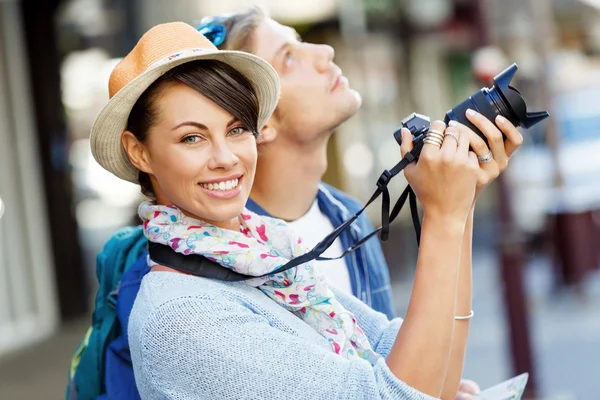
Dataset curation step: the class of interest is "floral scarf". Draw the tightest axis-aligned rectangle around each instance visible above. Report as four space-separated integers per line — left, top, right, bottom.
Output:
139 201 378 364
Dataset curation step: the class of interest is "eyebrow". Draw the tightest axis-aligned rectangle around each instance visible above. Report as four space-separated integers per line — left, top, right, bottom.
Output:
172 121 207 131
273 28 302 60
172 117 238 131
273 42 289 60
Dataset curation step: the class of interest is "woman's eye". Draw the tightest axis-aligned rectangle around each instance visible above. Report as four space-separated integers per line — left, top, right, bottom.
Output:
181 135 202 144
229 127 248 136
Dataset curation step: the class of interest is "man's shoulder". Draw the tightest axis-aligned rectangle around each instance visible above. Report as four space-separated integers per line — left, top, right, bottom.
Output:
319 183 378 232
318 182 363 213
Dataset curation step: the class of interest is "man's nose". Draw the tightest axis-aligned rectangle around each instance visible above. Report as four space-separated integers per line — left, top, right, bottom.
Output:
313 43 335 73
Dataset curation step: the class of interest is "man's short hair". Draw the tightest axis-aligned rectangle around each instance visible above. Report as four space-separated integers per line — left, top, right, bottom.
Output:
201 6 267 53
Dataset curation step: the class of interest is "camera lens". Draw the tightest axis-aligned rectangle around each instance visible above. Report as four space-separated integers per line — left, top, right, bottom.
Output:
444 63 549 143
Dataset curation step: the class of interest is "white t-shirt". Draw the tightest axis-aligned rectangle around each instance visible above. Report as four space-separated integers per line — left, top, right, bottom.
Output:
287 200 353 295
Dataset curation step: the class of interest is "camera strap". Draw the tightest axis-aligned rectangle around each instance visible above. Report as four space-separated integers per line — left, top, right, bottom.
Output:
148 140 425 282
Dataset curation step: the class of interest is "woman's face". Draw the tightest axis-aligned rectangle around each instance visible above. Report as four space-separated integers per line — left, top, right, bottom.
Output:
133 82 257 230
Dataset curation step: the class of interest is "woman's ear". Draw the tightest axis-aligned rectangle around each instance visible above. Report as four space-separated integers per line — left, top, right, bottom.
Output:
121 131 153 174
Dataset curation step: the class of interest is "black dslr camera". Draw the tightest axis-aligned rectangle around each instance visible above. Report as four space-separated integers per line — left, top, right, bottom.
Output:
394 63 549 148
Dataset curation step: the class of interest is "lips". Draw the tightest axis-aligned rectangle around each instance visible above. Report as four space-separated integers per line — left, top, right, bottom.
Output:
200 173 242 185
198 175 243 200
330 73 342 92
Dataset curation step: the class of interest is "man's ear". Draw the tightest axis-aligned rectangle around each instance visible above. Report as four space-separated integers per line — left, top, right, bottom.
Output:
121 131 153 174
257 121 277 144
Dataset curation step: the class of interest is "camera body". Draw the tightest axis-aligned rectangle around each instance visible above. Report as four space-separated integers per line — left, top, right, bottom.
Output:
393 112 431 145
394 63 549 149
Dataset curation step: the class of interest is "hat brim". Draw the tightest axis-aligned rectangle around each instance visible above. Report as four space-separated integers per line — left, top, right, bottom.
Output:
90 49 280 184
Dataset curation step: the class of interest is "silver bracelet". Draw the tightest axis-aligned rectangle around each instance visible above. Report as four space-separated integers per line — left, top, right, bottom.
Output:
455 310 474 320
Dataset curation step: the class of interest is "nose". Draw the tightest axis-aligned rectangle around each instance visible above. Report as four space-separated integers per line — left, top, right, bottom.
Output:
313 44 335 73
207 140 239 170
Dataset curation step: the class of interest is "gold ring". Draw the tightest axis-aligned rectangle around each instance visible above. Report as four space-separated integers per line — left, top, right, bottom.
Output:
444 132 460 144
427 129 444 136
424 137 443 148
426 132 444 141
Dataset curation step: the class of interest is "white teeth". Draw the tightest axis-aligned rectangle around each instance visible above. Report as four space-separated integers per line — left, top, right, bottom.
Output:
201 178 239 191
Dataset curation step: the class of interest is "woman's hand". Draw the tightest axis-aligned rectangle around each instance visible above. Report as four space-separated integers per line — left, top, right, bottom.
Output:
454 379 481 399
450 109 524 203
401 120 479 226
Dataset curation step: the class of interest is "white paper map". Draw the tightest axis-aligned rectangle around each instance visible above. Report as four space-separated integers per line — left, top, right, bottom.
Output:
473 373 529 400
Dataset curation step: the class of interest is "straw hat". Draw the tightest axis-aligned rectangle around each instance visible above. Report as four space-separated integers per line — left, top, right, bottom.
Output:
90 22 280 183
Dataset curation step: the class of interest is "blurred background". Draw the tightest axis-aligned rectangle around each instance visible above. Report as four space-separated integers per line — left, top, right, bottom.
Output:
1 0 600 398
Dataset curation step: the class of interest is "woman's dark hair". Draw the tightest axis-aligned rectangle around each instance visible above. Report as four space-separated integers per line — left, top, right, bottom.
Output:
126 60 260 198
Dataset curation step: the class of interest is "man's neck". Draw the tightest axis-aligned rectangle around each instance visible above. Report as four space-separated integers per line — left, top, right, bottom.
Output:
250 137 329 221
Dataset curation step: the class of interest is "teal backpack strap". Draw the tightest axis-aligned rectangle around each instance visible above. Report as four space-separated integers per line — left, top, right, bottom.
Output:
66 226 147 400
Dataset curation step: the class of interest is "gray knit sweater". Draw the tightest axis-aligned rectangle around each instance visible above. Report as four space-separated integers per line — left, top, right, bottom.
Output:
128 271 438 399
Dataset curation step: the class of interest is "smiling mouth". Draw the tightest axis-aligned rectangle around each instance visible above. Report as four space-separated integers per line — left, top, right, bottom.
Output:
199 178 240 191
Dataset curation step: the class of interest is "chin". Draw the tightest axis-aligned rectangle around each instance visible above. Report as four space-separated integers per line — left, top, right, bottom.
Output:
332 88 362 126
176 199 245 229
348 87 362 109
340 87 362 113
205 202 246 225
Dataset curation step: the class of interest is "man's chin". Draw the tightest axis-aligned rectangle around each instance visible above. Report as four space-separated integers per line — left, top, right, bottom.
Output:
333 89 362 127
349 87 362 109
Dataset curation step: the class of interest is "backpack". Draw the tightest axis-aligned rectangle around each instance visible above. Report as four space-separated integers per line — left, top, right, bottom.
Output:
66 226 147 400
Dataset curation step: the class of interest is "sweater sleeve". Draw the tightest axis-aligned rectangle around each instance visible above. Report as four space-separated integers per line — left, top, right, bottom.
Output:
136 296 435 400
331 286 402 359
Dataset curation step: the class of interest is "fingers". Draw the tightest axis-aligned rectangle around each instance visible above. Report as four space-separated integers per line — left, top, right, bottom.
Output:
456 122 470 157
421 120 446 159
400 128 416 179
465 109 525 169
458 379 481 395
400 128 414 158
463 126 490 160
467 151 480 172
495 115 523 157
456 123 496 167
441 125 460 154
465 109 508 169
450 120 500 180
454 378 481 399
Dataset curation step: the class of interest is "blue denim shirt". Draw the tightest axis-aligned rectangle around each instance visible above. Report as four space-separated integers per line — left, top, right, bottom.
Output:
246 183 396 319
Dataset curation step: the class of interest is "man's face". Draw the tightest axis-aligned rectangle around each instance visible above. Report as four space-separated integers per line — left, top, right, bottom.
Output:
251 18 362 145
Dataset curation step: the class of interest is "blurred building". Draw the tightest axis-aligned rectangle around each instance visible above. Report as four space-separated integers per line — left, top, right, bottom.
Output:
0 0 59 357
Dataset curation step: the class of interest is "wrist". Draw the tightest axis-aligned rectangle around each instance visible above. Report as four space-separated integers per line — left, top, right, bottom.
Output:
421 212 467 237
